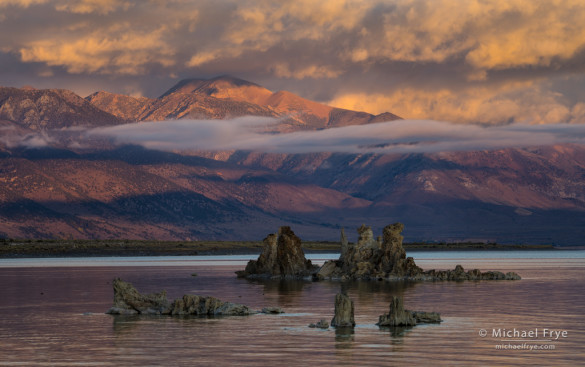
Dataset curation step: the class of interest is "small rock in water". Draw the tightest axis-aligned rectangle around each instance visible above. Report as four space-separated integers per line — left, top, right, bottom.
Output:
377 296 441 327
309 319 329 329
331 293 355 328
377 296 416 327
261 307 285 314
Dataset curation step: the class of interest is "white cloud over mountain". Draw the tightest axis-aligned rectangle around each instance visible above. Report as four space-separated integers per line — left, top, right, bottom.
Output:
86 117 585 154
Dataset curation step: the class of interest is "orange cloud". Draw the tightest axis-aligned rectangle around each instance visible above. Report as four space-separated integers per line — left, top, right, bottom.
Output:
213 0 370 59
334 0 585 76
271 63 343 79
9 0 585 79
0 0 129 12
12 2 199 75
329 81 580 125
0 0 46 7
19 25 175 74
55 0 132 14
6 0 585 75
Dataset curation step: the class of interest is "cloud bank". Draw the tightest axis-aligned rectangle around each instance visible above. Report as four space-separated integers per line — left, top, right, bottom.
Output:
0 125 56 148
85 117 585 154
1 0 585 125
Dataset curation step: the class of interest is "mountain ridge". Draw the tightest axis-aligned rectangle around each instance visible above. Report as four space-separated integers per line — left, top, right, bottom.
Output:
0 77 584 244
85 75 401 130
0 86 125 130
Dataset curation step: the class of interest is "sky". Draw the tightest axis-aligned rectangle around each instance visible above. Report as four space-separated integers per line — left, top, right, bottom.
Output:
1 0 585 126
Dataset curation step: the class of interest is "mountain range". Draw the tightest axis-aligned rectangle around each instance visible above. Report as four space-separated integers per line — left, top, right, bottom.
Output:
1 76 584 245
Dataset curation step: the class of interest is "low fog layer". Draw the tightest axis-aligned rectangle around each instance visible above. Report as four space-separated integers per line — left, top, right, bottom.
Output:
87 118 585 153
5 117 585 154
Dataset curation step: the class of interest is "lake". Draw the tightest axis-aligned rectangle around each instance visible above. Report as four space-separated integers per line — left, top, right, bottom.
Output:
0 250 584 366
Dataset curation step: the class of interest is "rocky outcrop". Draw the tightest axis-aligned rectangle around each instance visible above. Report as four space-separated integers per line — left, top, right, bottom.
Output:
236 226 318 279
317 223 522 281
170 294 251 316
421 264 522 281
318 223 423 280
330 293 355 328
410 311 442 324
107 277 170 315
106 278 253 316
377 296 441 327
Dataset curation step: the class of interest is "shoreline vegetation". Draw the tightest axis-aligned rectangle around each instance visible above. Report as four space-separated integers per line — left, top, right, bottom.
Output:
0 238 561 258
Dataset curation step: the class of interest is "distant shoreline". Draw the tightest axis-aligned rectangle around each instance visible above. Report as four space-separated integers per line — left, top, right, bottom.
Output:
0 239 567 258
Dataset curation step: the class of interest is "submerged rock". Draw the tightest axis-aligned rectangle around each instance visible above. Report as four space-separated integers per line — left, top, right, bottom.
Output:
377 296 441 327
316 223 522 281
309 319 329 329
421 265 522 281
170 294 251 316
236 226 318 279
106 278 254 316
411 311 442 324
331 293 355 328
261 307 285 314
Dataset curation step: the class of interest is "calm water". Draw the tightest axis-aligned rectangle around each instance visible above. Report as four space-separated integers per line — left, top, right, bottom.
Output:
0 251 584 366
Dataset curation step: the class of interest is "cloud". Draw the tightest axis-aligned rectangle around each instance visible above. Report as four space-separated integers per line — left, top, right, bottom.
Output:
358 0 585 71
329 81 583 125
186 50 223 68
0 0 130 14
6 0 584 76
85 117 585 154
5 117 585 154
0 0 47 8
2 1 196 75
271 63 343 79
0 126 55 148
55 0 132 14
19 25 176 74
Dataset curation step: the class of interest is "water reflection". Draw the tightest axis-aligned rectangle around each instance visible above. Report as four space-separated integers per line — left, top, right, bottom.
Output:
335 326 355 346
379 325 413 339
247 278 309 294
244 278 312 306
343 280 418 301
112 315 143 335
242 277 419 309
1 259 584 366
